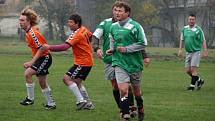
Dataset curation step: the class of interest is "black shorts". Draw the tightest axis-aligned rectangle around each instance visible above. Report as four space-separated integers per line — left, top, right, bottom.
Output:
66 65 92 80
31 54 52 76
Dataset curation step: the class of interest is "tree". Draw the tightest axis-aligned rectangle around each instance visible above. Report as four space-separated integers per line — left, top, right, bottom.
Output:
35 0 75 41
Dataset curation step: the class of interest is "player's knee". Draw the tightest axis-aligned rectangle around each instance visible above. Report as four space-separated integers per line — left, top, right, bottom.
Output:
24 71 32 79
186 70 191 75
63 75 69 84
111 79 119 90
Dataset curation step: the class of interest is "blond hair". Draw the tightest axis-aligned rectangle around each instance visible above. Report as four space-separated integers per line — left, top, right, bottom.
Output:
21 6 39 26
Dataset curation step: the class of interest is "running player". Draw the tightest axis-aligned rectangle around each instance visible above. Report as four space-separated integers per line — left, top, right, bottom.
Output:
178 14 208 91
106 1 147 121
19 7 56 110
43 14 94 110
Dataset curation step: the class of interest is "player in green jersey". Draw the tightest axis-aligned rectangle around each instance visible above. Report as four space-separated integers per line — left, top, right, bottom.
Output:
106 1 147 121
93 2 138 118
178 14 208 91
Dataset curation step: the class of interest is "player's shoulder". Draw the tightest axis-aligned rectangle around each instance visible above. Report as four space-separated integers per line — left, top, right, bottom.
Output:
195 25 202 30
105 18 112 22
77 26 91 37
182 25 189 30
99 18 112 26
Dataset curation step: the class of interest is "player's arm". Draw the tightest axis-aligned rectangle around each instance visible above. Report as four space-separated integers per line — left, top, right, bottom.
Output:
201 30 208 58
92 27 103 58
178 33 184 57
92 35 103 59
92 35 100 52
23 47 43 68
43 43 71 52
142 49 150 67
106 33 114 55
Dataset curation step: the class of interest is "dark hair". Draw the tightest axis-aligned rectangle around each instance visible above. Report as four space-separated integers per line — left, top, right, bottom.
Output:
69 14 82 27
112 1 131 16
189 13 196 18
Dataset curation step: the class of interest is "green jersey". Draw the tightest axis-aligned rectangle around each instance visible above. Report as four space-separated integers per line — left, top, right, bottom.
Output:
109 18 147 73
181 25 205 53
93 18 113 64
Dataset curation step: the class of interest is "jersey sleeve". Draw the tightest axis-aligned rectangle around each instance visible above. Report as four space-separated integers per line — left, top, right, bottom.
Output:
66 33 82 46
135 24 147 45
180 28 184 41
198 27 205 42
93 21 105 39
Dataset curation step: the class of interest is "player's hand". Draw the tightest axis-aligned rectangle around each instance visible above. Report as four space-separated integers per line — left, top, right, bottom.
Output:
202 49 208 58
106 49 113 55
178 49 183 58
96 48 103 59
23 61 32 69
144 57 150 67
117 46 126 53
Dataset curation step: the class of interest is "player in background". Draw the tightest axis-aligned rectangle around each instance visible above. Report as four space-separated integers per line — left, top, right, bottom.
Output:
19 7 56 110
106 1 147 121
178 14 208 91
43 14 94 110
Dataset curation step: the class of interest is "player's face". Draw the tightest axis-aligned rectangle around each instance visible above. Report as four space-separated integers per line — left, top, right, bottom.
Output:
188 16 196 27
115 7 129 21
19 15 30 31
68 20 78 31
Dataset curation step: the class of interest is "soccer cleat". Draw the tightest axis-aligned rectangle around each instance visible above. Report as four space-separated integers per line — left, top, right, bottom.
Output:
129 106 137 118
119 110 123 119
43 104 56 110
138 108 145 121
197 79 204 90
83 101 95 110
187 86 195 91
76 100 87 110
122 114 130 121
20 97 34 106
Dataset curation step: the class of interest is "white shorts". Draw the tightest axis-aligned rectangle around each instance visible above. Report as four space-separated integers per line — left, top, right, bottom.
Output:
185 51 201 67
104 63 115 80
115 66 142 85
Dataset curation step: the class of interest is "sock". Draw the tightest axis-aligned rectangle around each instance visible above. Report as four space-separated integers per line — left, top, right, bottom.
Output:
135 96 144 112
113 90 120 108
79 85 90 101
26 83 34 100
68 83 84 103
128 86 134 108
191 75 199 86
120 97 129 116
42 87 55 106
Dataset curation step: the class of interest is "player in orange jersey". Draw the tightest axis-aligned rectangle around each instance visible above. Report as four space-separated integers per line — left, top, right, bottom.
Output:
43 14 95 110
19 7 56 110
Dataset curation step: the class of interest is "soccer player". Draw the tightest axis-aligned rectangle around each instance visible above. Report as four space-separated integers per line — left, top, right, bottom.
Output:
43 14 94 110
178 14 208 91
19 7 56 110
106 2 147 121
93 2 136 118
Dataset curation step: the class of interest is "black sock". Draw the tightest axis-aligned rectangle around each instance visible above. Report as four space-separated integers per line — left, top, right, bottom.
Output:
113 90 120 108
128 86 134 107
191 75 199 85
120 97 129 115
135 96 144 111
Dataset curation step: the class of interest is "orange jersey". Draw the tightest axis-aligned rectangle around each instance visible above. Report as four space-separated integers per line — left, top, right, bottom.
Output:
25 27 49 57
66 26 94 66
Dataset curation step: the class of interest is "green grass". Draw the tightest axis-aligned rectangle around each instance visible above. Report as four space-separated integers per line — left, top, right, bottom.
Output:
0 39 215 121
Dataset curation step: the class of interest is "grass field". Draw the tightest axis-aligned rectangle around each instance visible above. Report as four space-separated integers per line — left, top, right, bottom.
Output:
0 38 215 121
